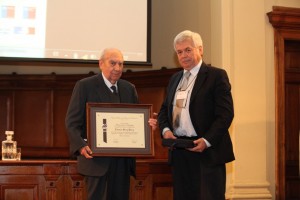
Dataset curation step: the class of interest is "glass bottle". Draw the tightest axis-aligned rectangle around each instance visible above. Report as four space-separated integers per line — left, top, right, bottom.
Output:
2 131 17 160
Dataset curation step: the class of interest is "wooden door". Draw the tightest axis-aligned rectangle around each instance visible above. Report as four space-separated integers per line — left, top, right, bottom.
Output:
268 7 300 200
284 39 300 200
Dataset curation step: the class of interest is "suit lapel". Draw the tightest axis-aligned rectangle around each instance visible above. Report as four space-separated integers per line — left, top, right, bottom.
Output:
117 80 135 103
94 74 112 102
169 72 183 102
167 72 182 117
117 82 127 103
190 63 208 103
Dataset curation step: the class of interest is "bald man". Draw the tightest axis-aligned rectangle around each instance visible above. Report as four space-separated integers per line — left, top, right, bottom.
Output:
66 48 157 200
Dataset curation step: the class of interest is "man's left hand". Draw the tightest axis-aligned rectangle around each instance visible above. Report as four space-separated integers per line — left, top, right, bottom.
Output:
188 138 207 152
148 112 158 131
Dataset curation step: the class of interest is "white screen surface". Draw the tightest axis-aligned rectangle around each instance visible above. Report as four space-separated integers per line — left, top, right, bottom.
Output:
0 0 149 63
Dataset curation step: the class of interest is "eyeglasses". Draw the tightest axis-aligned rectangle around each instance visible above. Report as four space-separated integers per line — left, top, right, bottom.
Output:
176 47 194 56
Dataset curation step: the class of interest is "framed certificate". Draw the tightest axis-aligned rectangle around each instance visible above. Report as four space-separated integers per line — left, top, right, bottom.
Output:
86 103 154 157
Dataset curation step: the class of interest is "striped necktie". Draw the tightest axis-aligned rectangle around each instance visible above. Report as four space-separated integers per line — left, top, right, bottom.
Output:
173 71 191 130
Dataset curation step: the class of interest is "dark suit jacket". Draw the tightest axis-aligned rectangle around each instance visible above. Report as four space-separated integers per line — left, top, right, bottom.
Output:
65 74 138 176
158 62 235 166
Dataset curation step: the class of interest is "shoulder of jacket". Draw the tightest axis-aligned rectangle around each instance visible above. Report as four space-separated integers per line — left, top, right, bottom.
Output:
78 74 100 83
118 79 135 87
205 64 226 73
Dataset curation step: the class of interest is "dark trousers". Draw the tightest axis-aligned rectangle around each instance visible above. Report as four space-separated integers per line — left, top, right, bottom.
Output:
171 149 226 200
85 158 131 200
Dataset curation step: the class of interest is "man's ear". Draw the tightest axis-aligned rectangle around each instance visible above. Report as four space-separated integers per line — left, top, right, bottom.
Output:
99 60 103 69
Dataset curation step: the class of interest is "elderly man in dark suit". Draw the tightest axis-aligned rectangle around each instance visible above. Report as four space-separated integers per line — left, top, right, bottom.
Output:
65 48 157 200
158 30 235 200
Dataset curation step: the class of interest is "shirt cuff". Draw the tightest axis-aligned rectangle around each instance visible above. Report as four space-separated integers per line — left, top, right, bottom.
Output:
203 138 211 147
162 128 212 148
162 127 171 136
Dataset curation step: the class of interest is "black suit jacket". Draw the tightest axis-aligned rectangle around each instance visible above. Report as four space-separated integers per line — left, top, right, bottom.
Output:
65 74 138 176
158 62 235 166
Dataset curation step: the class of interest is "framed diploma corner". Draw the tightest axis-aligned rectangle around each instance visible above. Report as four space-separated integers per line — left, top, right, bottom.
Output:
86 103 155 157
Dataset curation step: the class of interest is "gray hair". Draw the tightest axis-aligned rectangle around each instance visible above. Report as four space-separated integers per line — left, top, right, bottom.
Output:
173 30 203 50
99 48 123 60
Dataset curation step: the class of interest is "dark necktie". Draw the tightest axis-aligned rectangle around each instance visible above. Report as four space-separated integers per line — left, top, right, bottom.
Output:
173 71 191 130
110 85 120 103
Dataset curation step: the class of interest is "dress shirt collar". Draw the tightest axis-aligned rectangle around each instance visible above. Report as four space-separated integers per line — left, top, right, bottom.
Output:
101 73 118 90
183 60 202 77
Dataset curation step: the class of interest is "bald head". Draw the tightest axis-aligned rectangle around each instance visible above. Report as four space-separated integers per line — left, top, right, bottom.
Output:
100 48 123 61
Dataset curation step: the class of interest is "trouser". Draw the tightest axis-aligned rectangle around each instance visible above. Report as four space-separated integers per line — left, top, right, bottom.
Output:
85 158 131 200
171 149 226 200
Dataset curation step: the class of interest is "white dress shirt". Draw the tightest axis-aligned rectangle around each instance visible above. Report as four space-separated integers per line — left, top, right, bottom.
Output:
163 60 211 147
102 73 118 93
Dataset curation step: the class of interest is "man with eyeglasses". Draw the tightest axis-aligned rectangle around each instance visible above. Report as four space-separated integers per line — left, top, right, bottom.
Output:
158 30 235 200
65 48 157 200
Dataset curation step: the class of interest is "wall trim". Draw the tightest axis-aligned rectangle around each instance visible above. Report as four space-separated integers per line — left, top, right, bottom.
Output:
226 181 272 199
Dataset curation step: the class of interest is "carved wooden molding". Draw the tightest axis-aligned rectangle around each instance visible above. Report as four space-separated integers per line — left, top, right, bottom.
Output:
267 6 300 30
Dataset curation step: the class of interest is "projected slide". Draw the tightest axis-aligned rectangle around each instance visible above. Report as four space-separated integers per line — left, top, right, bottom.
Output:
0 0 47 58
0 0 149 63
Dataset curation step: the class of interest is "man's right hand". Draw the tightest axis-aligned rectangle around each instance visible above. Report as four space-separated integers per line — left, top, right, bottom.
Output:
80 146 93 158
163 130 177 139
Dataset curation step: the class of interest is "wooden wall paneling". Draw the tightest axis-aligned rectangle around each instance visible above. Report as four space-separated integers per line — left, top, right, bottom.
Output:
0 164 44 199
53 90 73 155
284 39 300 199
65 175 87 200
284 84 299 198
285 40 300 70
14 90 52 145
0 68 180 159
0 68 181 199
66 161 87 199
2 183 39 200
0 161 87 200
44 174 64 199
130 159 173 200
0 91 13 141
136 86 168 159
151 173 173 200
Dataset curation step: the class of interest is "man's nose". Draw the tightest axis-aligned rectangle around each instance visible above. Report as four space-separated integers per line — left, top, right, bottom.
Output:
114 64 122 70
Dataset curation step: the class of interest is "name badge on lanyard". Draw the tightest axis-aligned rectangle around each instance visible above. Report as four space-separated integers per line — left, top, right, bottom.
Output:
176 90 188 100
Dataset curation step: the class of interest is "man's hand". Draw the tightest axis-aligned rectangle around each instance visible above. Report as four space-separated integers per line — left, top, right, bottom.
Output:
148 112 158 131
163 130 177 139
188 138 207 152
80 146 93 158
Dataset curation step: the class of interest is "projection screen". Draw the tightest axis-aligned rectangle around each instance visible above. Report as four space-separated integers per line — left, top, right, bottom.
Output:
0 0 151 64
